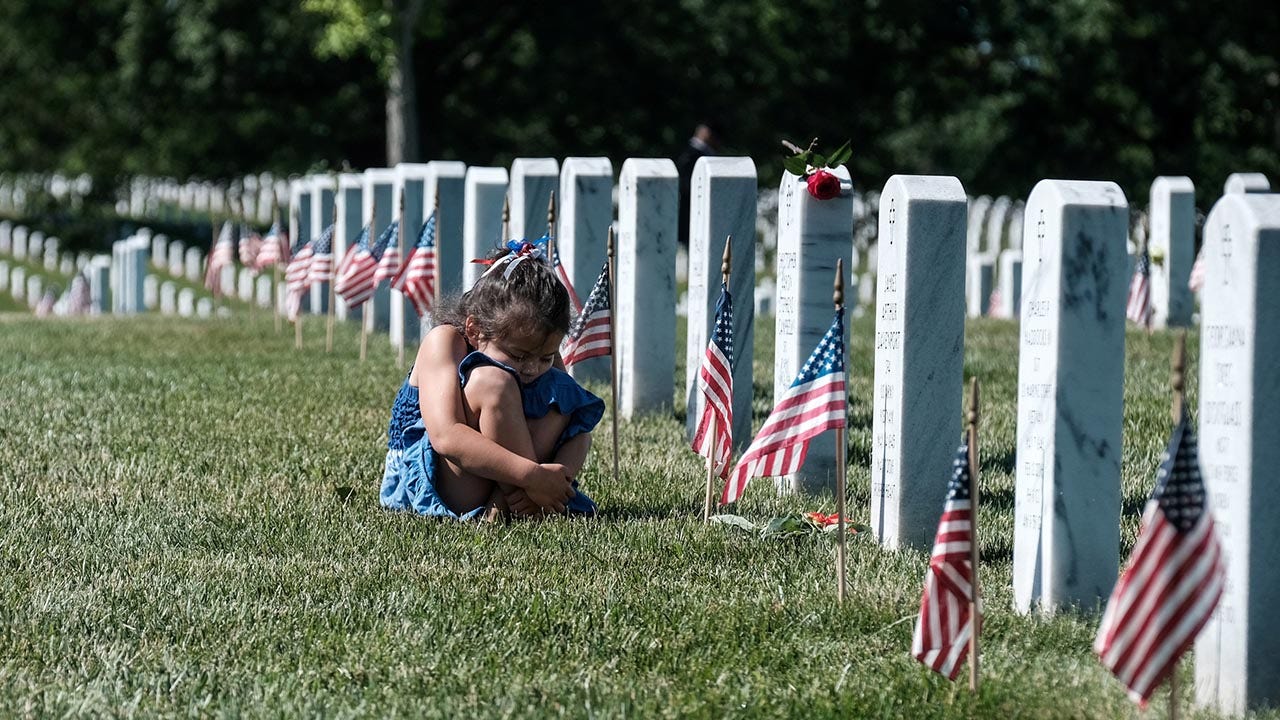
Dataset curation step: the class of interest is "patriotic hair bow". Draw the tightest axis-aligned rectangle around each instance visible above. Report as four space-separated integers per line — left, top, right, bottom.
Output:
472 236 549 280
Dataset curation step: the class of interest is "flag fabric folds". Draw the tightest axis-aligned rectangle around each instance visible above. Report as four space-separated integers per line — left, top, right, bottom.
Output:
204 221 235 296
1126 248 1152 327
552 245 583 312
334 223 381 308
372 221 401 286
691 283 734 479
256 219 289 270
306 223 334 288
66 273 91 316
561 261 612 369
238 225 262 269
391 212 438 318
911 436 977 681
284 232 317 322
1094 413 1225 707
722 308 846 505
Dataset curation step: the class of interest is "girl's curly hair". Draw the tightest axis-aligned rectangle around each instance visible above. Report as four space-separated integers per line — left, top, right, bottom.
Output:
432 248 571 342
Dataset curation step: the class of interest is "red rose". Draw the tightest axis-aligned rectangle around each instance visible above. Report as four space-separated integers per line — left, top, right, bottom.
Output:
806 169 841 200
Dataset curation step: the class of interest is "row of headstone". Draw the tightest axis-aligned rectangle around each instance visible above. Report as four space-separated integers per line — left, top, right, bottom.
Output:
118 174 289 226
110 235 150 314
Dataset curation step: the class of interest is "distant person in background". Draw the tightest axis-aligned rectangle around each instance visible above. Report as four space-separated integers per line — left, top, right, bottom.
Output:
675 122 722 246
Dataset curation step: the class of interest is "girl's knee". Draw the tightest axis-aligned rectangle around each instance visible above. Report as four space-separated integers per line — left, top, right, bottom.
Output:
463 366 521 411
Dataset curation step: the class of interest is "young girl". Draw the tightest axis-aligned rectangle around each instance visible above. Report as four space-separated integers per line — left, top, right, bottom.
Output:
379 240 603 520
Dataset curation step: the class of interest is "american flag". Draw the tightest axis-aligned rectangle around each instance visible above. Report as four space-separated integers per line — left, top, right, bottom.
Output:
561 261 612 368
334 223 381 308
34 289 56 317
1188 246 1206 293
722 308 846 505
1094 413 1225 707
256 219 289 270
307 222 334 286
551 243 583 312
238 224 262 269
691 283 734 479
372 220 401 286
1126 248 1152 328
204 221 235 296
912 436 977 681
391 212 437 317
987 285 1004 318
284 229 322 322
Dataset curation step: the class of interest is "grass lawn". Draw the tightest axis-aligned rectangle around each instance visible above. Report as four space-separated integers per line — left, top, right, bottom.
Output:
0 312 1262 718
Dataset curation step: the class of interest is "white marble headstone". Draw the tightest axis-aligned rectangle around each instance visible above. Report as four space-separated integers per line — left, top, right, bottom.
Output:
26 275 42 309
152 234 168 269
177 288 195 317
684 157 756 449
88 257 110 313
159 281 176 315
363 168 397 333
11 226 26 260
143 274 158 310
256 275 273 309
184 247 203 283
557 158 615 380
1148 176 1195 328
982 196 1012 255
10 266 25 300
169 240 185 278
59 255 74 277
390 162 465 350
617 158 679 418
28 231 43 260
462 167 509 289
1194 192 1280 716
308 175 337 316
0 220 11 254
871 175 968 550
509 158 559 241
966 255 995 317
1223 172 1271 195
237 267 254 302
196 297 213 318
996 249 1022 318
774 165 853 493
1013 179 1128 615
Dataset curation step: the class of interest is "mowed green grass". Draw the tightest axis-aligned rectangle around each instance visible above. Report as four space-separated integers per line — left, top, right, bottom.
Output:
0 312 1264 719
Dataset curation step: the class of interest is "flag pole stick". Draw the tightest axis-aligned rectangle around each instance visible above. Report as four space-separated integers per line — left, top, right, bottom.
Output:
501 194 511 242
704 235 732 522
397 187 406 369
967 376 982 693
608 226 620 486
360 194 377 363
326 197 337 353
834 258 847 605
1167 331 1188 719
293 205 303 350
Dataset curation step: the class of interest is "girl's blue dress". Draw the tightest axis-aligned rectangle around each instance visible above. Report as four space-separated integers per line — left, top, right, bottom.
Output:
380 351 604 519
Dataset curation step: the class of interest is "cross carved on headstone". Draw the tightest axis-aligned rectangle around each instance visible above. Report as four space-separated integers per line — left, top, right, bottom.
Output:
1221 223 1232 285
1037 209 1046 262
888 198 896 243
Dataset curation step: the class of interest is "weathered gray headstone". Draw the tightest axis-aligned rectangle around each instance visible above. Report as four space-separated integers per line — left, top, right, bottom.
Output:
1013 179 1129 615
196 297 213 318
1148 176 1196 328
1223 172 1271 195
684 157 756 449
28 230 43 260
1194 192 1280 716
177 288 195 317
617 158 678 418
159 281 176 315
462 167 509 289
333 173 364 322
871 175 968 550
43 241 59 272
509 158 559 241
774 165 853 493
390 162 465 350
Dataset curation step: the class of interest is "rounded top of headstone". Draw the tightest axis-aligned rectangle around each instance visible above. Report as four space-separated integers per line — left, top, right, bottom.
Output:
307 174 338 192
778 163 850 186
1151 176 1194 194
465 166 510 183
511 158 561 176
337 173 364 188
882 174 965 203
362 167 399 184
1223 172 1271 195
1028 179 1128 210
692 156 757 180
1206 191 1280 236
395 161 466 180
562 157 613 175
621 158 679 179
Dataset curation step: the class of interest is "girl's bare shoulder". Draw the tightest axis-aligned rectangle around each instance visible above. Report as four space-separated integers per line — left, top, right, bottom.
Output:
411 324 468 386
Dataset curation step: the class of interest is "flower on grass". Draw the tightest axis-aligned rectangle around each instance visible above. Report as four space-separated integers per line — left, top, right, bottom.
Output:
782 138 853 200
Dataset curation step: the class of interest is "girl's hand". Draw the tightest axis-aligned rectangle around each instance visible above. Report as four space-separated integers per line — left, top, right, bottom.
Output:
504 488 539 517
524 462 575 512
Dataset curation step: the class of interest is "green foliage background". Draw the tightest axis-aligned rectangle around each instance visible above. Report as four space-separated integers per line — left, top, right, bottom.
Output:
0 0 1277 206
